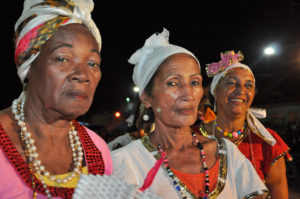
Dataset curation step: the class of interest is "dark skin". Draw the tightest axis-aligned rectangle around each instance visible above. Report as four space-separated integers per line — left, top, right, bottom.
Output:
0 24 101 174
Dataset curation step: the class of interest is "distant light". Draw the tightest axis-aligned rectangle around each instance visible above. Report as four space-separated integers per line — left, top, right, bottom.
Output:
126 97 131 102
133 86 139 93
114 111 121 118
264 47 275 55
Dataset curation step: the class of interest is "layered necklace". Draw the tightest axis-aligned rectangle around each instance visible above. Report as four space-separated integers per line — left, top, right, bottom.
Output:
11 96 84 198
156 131 210 199
213 119 244 139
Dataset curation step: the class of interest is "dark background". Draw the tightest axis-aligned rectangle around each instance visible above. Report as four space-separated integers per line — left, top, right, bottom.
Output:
3 0 300 116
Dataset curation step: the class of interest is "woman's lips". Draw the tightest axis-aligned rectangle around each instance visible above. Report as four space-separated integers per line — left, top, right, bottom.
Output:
67 91 89 100
176 108 195 115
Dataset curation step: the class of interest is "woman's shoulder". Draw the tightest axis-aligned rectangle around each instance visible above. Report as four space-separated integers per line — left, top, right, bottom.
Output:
265 128 285 141
0 108 14 125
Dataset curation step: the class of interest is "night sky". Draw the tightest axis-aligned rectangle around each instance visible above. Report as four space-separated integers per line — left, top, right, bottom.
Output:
3 0 300 116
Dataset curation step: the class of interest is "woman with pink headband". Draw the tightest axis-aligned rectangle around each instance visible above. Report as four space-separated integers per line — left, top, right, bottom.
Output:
0 0 112 198
198 50 292 199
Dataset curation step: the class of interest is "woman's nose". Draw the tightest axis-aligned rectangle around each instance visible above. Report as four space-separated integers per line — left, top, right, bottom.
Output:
181 84 194 101
71 63 90 83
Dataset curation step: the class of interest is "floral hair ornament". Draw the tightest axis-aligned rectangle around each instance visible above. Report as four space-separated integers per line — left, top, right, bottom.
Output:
205 50 244 77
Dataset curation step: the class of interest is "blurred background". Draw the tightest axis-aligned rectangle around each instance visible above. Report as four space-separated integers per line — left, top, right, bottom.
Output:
3 1 300 197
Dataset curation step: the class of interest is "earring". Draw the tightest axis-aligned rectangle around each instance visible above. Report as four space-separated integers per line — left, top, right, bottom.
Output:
213 100 216 112
143 114 149 121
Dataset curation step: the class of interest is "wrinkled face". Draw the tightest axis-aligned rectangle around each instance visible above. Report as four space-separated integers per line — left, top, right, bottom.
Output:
26 24 101 119
215 68 255 117
141 53 203 128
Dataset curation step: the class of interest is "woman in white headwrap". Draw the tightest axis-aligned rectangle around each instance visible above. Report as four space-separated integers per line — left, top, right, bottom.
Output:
200 50 292 199
0 0 112 198
111 28 268 199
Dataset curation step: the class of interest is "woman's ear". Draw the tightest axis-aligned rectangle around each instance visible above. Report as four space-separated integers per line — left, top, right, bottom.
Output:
140 92 152 108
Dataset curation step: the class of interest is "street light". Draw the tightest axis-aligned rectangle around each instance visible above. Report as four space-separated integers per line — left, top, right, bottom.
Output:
114 111 121 118
133 86 139 93
264 47 275 55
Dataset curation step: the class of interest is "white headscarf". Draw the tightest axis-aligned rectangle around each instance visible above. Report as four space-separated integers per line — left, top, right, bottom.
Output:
15 0 101 83
128 28 200 96
207 52 276 145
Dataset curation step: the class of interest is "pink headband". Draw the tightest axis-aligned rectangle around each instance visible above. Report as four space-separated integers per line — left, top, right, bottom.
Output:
205 50 244 77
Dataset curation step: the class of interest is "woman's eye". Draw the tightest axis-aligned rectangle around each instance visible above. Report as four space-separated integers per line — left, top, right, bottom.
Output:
167 81 178 87
227 81 236 86
191 80 200 86
88 61 100 68
245 83 254 89
55 57 68 63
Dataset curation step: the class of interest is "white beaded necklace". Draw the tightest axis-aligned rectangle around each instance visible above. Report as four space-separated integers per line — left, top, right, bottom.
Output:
11 96 84 198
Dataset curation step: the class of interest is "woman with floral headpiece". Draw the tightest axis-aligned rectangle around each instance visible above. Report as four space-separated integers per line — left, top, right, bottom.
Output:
0 0 112 198
199 50 292 199
111 28 268 199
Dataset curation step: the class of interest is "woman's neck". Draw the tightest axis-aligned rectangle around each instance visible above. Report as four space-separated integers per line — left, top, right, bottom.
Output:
149 121 193 151
23 100 72 140
216 111 246 132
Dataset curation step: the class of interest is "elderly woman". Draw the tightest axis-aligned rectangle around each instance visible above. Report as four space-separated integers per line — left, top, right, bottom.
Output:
0 0 112 198
111 29 268 199
201 51 292 199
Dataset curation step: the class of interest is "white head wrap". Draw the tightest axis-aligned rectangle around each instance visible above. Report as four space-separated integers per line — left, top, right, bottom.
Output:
128 28 200 96
15 0 101 83
209 55 276 145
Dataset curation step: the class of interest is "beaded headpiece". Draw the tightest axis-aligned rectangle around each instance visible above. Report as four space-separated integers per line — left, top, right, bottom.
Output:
205 50 244 77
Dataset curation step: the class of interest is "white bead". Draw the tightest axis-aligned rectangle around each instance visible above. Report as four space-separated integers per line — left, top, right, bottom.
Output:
33 152 38 158
14 115 20 120
56 178 62 183
18 120 25 126
44 171 50 177
62 179 68 183
39 165 45 171
75 161 81 167
50 176 56 181
35 160 41 165
28 139 34 144
21 126 27 132
31 145 37 152
24 132 31 138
